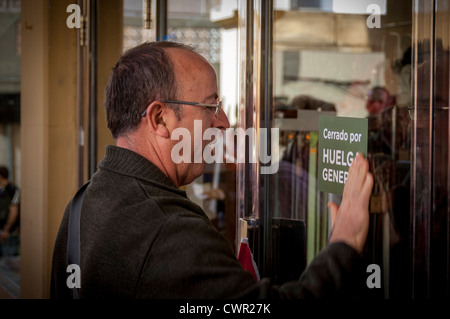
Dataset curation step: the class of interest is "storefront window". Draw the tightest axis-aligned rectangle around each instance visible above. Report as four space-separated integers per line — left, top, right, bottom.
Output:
270 0 413 297
411 0 450 298
236 0 414 297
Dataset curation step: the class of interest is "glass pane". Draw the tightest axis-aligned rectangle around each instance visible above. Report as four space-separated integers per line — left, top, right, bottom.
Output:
0 0 21 299
123 0 156 52
410 0 433 298
422 0 450 298
431 0 450 298
272 0 412 297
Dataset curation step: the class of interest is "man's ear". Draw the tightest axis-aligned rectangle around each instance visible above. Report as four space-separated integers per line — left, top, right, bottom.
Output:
143 101 170 138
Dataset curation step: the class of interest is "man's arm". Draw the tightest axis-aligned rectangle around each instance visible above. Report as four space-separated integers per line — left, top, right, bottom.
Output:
1 204 19 241
136 153 373 299
278 153 373 298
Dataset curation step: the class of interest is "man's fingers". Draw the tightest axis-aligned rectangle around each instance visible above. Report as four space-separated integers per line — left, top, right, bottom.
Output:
328 152 373 253
362 172 374 203
344 152 370 196
351 153 373 203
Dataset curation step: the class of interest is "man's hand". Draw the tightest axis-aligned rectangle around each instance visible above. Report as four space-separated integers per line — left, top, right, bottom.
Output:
328 152 374 253
0 229 10 242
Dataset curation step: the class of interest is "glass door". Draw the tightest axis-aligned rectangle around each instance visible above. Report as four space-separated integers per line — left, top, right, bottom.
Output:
236 0 450 299
237 0 417 298
411 0 450 299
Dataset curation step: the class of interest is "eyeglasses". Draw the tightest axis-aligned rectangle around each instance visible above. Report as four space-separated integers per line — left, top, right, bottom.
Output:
141 100 222 118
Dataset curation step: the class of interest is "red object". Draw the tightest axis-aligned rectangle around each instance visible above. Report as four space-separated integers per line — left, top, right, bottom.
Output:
366 87 395 114
237 238 260 281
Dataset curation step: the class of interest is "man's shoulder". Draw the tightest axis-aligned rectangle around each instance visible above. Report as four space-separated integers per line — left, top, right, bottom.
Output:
82 169 207 225
5 182 17 192
4 183 19 201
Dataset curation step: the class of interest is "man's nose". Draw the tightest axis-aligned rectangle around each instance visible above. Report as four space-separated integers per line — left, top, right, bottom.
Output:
214 109 230 130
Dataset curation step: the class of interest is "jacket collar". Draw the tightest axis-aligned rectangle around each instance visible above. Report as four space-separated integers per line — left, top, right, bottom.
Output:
98 145 178 190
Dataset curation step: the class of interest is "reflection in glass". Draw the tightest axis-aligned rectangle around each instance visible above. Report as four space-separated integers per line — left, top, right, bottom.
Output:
411 0 450 299
269 0 413 298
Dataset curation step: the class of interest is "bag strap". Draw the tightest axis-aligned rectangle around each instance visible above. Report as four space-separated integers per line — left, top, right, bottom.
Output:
66 181 90 299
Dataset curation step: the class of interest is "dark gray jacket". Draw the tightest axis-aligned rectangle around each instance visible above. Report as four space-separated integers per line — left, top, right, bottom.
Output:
51 145 361 298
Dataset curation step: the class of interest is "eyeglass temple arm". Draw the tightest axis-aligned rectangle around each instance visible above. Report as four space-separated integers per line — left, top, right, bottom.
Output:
162 100 218 108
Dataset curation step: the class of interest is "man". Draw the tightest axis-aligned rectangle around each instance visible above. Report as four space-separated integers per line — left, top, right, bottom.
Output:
0 166 20 257
51 41 373 298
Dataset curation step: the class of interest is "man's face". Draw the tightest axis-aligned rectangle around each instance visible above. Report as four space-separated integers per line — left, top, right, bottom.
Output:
166 49 230 186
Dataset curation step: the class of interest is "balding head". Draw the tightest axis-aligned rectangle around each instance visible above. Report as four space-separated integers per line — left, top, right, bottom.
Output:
104 41 196 139
113 41 230 187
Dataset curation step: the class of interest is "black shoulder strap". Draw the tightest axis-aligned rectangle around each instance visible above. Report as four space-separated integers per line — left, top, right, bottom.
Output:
66 181 90 299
